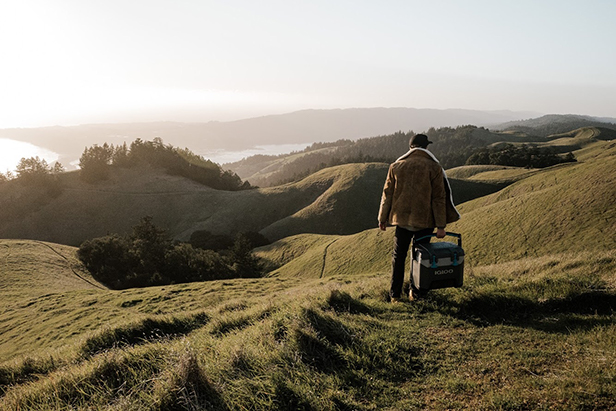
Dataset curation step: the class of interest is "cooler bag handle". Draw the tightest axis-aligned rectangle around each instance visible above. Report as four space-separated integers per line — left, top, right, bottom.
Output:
414 232 462 247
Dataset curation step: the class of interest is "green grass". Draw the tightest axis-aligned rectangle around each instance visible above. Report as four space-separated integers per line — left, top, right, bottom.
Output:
1 250 614 410
446 165 521 180
451 141 616 264
236 146 338 185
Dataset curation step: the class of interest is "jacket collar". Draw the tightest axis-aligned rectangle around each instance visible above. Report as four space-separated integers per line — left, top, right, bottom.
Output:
396 147 440 163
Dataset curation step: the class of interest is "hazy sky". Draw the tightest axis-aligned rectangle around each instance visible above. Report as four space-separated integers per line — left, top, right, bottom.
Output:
1 0 615 128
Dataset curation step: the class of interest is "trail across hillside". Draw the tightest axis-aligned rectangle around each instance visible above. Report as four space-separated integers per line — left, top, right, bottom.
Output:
32 240 105 290
320 239 338 278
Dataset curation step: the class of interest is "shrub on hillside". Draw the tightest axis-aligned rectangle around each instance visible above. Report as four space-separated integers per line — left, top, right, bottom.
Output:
466 144 576 168
164 244 232 283
78 217 261 289
0 170 14 183
78 234 137 289
228 233 262 278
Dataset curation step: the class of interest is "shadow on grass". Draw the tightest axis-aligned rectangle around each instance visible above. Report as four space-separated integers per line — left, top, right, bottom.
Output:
273 377 315 411
431 290 616 333
326 289 375 315
295 306 424 384
210 309 273 336
158 352 229 411
81 312 210 357
1 313 211 395
0 357 58 396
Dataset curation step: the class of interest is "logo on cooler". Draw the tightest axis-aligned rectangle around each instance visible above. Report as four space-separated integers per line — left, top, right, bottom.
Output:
434 268 454 275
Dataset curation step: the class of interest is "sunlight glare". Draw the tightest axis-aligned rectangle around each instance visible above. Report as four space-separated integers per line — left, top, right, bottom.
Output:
0 139 59 174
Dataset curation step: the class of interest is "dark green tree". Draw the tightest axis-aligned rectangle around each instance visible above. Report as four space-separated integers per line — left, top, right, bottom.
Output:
79 143 114 182
129 216 171 280
229 233 261 278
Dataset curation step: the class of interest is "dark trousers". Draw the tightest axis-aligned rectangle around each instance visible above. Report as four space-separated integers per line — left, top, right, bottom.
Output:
390 226 434 298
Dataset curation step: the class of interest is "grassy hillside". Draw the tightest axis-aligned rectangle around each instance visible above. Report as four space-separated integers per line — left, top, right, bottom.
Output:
0 239 104 297
0 164 385 245
256 139 615 276
0 161 497 247
228 125 612 189
0 240 105 361
1 136 615 409
1 247 614 409
446 165 518 180
452 139 616 264
4 125 610 249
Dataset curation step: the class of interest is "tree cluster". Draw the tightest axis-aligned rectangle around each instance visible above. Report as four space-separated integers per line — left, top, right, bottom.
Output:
78 217 264 290
1 156 65 197
424 126 494 169
1 156 64 183
79 138 251 190
465 144 576 168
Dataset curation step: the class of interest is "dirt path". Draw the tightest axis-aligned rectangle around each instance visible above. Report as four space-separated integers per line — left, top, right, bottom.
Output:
0 242 11 269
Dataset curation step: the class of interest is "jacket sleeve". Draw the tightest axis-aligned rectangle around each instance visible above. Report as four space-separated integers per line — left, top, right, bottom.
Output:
431 168 447 228
378 164 395 223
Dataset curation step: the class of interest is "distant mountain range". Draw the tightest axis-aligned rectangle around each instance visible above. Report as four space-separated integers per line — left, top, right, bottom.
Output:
3 109 616 174
0 108 540 167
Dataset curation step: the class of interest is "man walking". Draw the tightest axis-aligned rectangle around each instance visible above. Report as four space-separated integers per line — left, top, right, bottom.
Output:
378 134 460 302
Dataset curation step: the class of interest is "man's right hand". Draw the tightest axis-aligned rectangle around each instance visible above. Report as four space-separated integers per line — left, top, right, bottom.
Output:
436 228 446 238
379 222 387 231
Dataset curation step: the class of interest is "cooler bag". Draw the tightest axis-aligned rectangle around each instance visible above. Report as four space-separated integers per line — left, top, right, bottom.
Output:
411 232 464 292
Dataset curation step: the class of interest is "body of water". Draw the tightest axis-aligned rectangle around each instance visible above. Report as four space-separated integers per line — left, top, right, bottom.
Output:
202 143 312 165
0 139 59 174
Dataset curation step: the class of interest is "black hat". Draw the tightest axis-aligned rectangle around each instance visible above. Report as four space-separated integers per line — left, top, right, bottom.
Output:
409 134 432 147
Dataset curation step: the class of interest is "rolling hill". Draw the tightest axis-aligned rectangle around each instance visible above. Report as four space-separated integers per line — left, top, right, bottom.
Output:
492 114 616 136
254 137 616 276
0 163 386 246
0 160 504 247
1 134 615 409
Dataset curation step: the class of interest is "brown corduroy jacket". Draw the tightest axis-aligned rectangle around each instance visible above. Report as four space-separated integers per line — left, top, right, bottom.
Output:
378 149 460 229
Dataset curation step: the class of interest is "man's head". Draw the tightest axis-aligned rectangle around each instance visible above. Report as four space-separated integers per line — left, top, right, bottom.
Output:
409 134 432 149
